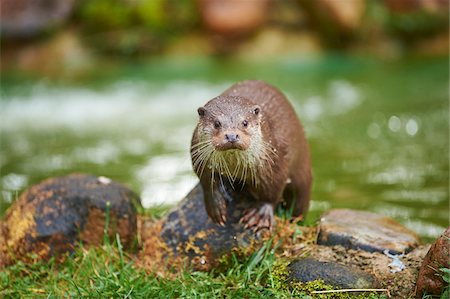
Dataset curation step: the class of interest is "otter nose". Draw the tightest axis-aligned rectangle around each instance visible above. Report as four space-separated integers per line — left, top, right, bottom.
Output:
225 133 239 143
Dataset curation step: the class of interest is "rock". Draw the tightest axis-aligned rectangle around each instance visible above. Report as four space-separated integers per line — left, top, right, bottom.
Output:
141 183 266 271
0 0 75 38
198 0 270 36
288 257 379 289
0 174 140 268
317 209 420 254
415 227 450 298
306 244 429 298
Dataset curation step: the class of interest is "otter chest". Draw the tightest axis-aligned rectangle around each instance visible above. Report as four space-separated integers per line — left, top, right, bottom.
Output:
210 150 260 187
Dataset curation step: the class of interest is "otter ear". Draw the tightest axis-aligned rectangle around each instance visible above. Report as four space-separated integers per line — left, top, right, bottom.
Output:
197 107 207 117
252 105 260 116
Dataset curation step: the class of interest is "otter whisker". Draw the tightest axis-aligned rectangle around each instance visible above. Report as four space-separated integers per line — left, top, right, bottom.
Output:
192 148 211 171
200 151 214 179
190 141 212 151
191 144 213 157
241 157 249 189
194 147 214 179
210 158 218 191
220 155 234 185
233 155 242 184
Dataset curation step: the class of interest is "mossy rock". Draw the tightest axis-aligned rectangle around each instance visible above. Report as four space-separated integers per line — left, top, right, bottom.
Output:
288 258 379 289
0 174 140 268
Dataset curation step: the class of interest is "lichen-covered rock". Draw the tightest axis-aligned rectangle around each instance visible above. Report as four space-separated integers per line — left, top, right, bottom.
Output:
141 183 266 271
415 227 450 298
288 257 379 289
317 209 420 254
0 174 140 267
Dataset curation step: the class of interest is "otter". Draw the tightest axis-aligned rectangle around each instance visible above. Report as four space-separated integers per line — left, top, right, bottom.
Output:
191 80 312 231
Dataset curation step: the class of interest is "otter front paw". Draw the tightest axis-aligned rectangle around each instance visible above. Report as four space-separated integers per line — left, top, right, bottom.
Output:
240 203 274 232
205 193 228 226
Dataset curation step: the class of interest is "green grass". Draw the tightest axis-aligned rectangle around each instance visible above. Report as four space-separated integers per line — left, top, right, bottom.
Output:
0 207 388 299
0 238 389 299
0 237 390 298
0 234 292 298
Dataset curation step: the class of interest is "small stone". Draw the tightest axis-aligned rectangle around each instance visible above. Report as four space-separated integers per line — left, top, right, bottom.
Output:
415 227 450 298
288 258 379 289
0 174 140 268
317 209 420 254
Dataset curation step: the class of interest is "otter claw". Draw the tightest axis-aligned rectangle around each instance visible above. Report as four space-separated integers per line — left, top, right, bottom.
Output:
219 215 226 227
240 203 274 232
205 192 228 226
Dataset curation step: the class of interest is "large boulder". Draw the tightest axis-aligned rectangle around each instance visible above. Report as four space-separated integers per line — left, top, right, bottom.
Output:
0 174 140 267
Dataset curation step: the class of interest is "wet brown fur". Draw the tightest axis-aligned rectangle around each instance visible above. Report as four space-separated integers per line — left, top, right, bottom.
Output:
191 80 312 228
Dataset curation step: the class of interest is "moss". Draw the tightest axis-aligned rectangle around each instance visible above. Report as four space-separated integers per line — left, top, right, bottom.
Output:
271 261 387 299
290 279 387 299
270 260 290 291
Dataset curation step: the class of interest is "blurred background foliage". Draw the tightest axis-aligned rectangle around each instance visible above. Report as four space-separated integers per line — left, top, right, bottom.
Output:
0 0 448 78
0 0 448 241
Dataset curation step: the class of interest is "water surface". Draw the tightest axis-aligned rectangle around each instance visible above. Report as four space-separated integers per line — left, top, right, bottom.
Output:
1 55 448 241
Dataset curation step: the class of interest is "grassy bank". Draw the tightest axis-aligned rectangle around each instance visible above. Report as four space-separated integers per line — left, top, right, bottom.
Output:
1 209 393 299
1 233 289 298
1 239 391 299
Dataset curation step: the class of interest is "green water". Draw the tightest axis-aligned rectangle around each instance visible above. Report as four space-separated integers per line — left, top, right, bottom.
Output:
1 55 448 242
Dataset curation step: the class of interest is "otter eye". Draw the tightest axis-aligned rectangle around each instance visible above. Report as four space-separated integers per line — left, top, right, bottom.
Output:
242 120 248 128
214 120 221 129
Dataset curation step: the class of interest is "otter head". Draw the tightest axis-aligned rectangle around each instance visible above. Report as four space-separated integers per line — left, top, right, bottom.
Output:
197 96 261 152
